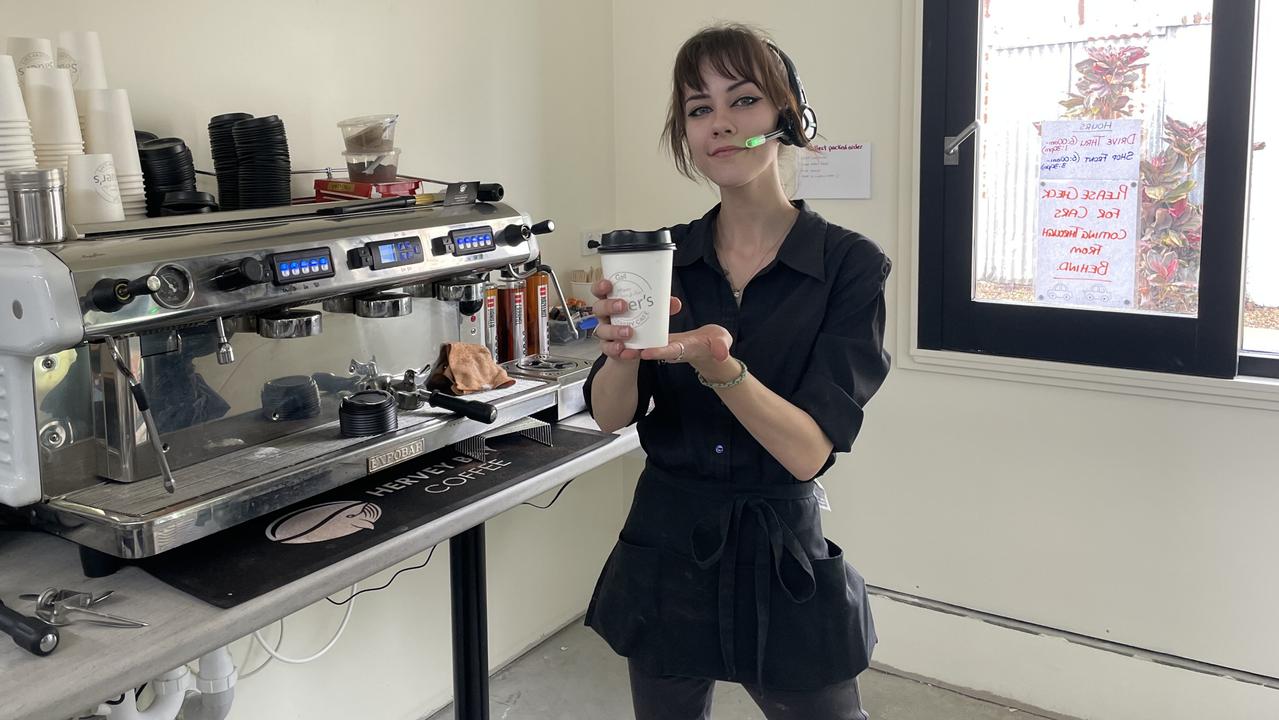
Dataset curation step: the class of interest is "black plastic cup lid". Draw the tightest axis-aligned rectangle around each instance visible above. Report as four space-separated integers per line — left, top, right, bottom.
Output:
597 229 675 253
209 112 253 126
233 115 283 131
163 190 217 206
341 390 396 413
139 138 190 156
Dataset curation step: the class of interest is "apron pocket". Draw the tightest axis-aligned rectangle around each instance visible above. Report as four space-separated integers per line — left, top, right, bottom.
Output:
586 538 661 655
764 538 876 689
653 547 723 675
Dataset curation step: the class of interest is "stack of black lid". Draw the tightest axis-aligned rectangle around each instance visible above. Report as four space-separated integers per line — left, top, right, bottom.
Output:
138 138 197 218
232 115 292 209
261 376 322 422
338 390 398 437
208 113 252 210
161 191 219 216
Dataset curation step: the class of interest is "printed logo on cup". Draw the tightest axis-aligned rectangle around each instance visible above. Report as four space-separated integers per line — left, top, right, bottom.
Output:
56 50 80 85
16 52 54 79
92 160 118 203
608 271 657 328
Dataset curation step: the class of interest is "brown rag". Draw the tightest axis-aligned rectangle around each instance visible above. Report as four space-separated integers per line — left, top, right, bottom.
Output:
426 343 515 395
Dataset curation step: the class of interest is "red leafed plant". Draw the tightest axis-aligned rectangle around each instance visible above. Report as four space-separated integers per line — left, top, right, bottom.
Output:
1138 117 1204 313
1059 46 1150 119
1060 44 1204 314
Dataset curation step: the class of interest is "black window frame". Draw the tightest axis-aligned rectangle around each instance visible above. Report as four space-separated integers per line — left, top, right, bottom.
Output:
918 0 1267 380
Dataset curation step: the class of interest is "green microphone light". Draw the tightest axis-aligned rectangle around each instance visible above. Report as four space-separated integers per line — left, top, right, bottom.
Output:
744 128 785 149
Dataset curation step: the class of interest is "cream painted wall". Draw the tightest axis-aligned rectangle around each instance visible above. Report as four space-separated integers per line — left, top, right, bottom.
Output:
8 0 1279 718
612 1 1279 718
1 0 609 276
3 2 622 719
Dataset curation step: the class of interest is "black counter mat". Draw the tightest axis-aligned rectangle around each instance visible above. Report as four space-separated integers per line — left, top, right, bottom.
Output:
139 425 613 608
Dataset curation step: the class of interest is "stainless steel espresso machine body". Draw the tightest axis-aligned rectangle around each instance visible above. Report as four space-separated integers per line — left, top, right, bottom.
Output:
0 201 558 559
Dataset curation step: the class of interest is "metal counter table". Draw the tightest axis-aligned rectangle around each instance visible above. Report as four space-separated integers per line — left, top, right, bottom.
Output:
0 408 637 720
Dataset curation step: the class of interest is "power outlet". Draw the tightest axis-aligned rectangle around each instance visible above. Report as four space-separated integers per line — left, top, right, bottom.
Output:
580 229 601 256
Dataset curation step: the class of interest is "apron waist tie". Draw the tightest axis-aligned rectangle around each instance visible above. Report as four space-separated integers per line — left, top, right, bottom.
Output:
690 495 817 682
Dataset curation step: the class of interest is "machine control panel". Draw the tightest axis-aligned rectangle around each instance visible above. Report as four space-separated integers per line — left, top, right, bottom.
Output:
270 248 335 285
347 237 425 270
431 225 496 257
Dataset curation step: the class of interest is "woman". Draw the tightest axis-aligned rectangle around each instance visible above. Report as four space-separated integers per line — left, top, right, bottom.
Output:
582 23 891 720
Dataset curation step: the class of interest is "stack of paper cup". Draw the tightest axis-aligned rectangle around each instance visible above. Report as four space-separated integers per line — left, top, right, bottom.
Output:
83 89 144 219
56 31 108 136
0 55 39 239
22 67 83 174
66 153 123 224
5 37 55 89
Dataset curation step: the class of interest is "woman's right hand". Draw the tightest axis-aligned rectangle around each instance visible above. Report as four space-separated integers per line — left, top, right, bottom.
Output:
592 279 682 361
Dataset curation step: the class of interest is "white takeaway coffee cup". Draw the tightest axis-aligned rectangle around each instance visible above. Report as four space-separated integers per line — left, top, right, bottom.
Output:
597 228 675 349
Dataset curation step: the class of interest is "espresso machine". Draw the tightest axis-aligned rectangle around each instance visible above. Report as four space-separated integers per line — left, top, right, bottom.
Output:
0 198 562 563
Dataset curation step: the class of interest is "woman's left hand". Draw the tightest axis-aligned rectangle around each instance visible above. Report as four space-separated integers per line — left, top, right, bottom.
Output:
639 325 734 366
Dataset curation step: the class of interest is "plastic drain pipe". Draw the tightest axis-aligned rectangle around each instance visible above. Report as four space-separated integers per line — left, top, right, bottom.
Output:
96 646 236 720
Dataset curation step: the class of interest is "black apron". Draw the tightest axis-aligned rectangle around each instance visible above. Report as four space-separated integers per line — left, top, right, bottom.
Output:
585 461 876 691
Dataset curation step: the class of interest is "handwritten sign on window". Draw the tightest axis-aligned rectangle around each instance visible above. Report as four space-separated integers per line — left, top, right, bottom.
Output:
1038 119 1142 180
1034 120 1142 309
795 143 871 199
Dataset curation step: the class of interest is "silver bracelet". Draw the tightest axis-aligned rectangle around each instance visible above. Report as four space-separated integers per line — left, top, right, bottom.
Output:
696 358 748 389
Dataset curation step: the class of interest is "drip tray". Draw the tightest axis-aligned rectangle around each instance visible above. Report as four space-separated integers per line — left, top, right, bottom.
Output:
37 379 558 559
508 354 592 379
502 355 593 421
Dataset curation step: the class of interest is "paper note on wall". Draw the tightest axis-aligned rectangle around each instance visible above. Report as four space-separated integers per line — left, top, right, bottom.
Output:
1034 120 1142 309
794 143 871 199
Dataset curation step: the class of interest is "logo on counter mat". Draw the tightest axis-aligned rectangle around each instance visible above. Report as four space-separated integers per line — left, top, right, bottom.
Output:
264 501 382 544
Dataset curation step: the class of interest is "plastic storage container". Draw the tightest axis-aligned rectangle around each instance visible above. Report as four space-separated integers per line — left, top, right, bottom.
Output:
344 147 400 183
337 114 398 153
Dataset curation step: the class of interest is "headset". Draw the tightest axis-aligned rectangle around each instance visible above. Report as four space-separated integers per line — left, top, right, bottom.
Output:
744 40 819 149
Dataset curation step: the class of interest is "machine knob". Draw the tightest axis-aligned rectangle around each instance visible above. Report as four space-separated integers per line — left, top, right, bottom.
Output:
88 275 161 313
530 219 555 236
500 224 530 247
215 258 269 291
477 183 504 202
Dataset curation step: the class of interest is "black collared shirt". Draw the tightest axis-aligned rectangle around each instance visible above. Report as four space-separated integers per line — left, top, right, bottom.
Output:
583 200 891 484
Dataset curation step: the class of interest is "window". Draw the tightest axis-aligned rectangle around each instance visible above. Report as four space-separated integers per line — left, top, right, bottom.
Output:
1242 1 1279 376
920 0 1259 379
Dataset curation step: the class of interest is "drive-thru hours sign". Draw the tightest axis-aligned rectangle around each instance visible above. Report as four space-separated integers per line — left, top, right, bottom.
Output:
1034 119 1141 309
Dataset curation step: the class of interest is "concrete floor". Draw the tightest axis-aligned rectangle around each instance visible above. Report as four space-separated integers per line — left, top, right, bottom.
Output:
427 620 1059 720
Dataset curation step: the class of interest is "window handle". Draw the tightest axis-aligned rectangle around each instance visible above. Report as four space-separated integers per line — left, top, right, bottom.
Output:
943 121 980 165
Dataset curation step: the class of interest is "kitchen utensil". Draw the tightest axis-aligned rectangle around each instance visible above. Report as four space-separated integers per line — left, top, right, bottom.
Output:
32 587 146 628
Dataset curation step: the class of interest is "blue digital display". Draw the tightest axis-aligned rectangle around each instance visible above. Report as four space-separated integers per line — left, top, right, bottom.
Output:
270 248 336 283
444 226 495 256
363 238 424 270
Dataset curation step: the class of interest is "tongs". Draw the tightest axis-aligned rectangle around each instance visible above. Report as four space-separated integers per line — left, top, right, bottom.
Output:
22 588 147 628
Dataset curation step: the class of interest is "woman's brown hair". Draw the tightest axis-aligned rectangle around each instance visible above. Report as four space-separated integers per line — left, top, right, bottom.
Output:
661 24 808 180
